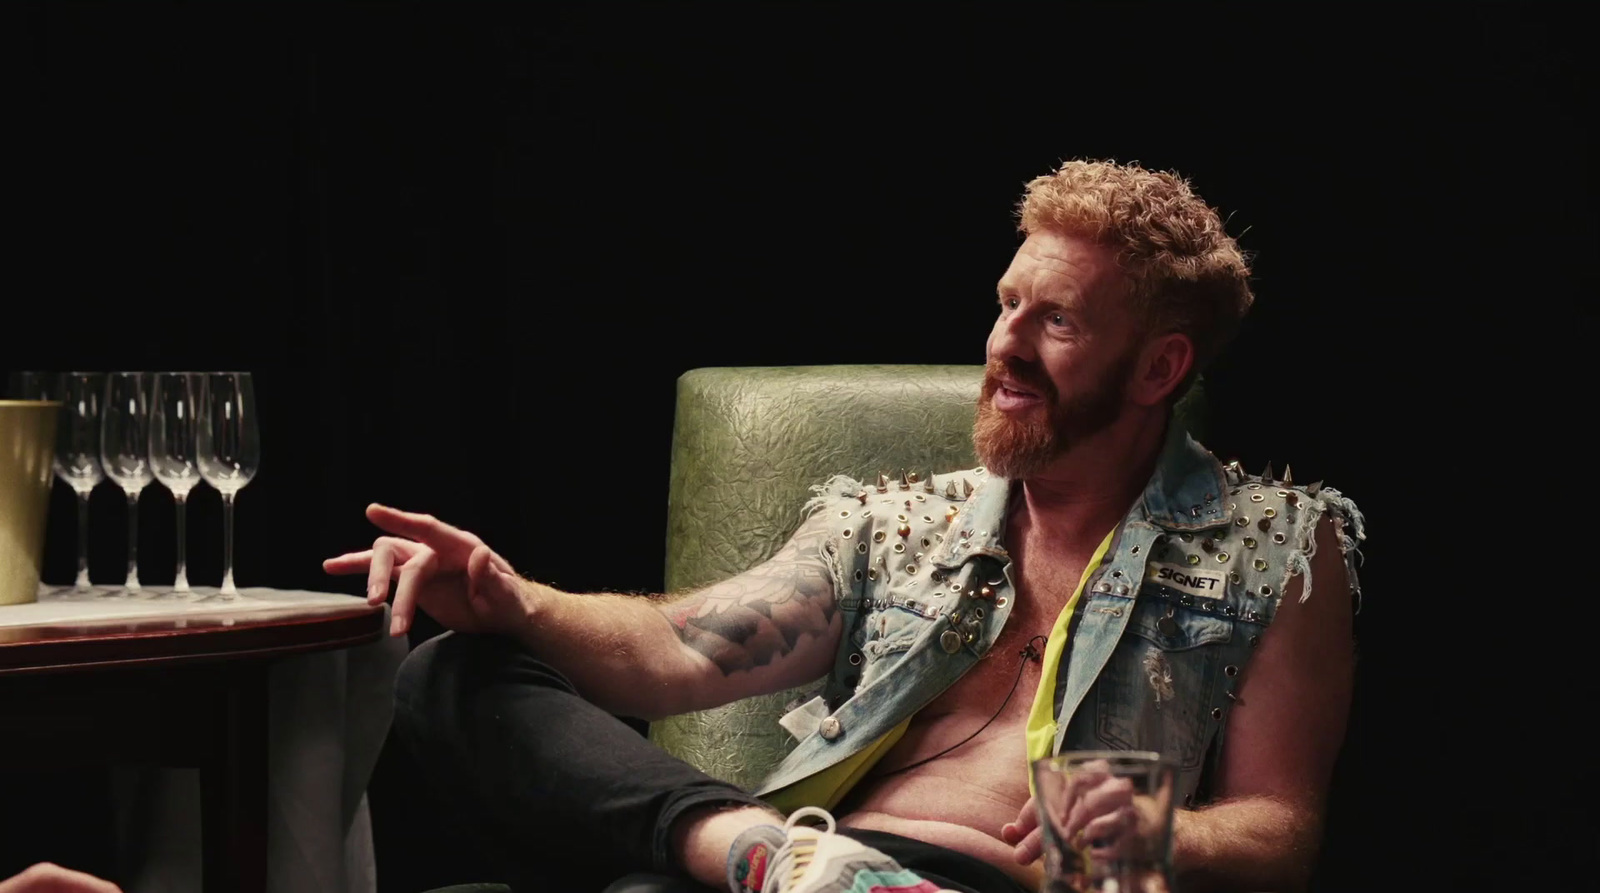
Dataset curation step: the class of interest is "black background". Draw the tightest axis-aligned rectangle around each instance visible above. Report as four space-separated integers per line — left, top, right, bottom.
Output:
6 3 1591 891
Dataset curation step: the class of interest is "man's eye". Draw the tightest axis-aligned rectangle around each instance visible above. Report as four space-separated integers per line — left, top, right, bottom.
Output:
1049 313 1066 326
1000 297 1019 312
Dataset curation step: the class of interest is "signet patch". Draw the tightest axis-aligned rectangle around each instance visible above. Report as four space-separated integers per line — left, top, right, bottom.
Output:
1143 562 1227 599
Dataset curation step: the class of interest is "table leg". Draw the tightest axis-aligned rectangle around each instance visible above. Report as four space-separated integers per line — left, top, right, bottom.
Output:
201 662 268 893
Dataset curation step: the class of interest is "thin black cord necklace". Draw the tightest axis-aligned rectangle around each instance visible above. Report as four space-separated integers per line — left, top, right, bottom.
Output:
873 634 1049 778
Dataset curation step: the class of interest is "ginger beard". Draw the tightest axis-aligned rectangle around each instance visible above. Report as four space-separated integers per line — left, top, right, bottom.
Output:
972 349 1138 480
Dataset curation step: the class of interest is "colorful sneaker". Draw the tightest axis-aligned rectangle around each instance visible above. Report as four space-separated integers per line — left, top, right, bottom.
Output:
761 806 954 893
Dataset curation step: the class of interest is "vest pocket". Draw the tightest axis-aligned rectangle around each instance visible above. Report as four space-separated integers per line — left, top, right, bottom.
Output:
1093 595 1231 770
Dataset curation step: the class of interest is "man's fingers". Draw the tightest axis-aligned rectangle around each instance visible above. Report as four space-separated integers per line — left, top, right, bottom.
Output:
1081 806 1136 848
1013 825 1044 865
366 504 472 550
391 549 437 637
323 550 374 575
368 538 412 605
1064 777 1134 840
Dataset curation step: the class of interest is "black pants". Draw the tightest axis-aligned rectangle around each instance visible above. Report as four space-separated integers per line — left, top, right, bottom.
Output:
394 632 1031 893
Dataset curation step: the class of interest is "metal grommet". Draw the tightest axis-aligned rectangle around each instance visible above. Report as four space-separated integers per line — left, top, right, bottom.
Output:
893 543 906 554
853 569 863 580
839 509 852 517
905 564 918 575
1229 571 1241 584
1211 707 1223 720
1263 507 1277 518
950 582 962 592
861 510 872 519
1112 569 1123 577
922 515 934 524
1180 533 1194 542
1272 532 1286 544
974 607 985 619
856 542 868 554
1131 545 1141 555
1249 634 1261 647
848 652 863 666
1215 551 1230 562
1276 489 1290 497
1260 585 1273 596
996 596 1009 607
1253 558 1268 571
1247 610 1261 622
873 530 886 543
1186 554 1200 566
841 529 852 538
896 513 908 523
867 568 878 581
1243 536 1257 549
1235 517 1249 527
1248 483 1261 490
1225 664 1239 677
1250 493 1264 503
922 537 932 548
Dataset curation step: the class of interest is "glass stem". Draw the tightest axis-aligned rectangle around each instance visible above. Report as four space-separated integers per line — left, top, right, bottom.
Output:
220 491 237 596
174 492 189 593
74 490 92 592
124 490 141 593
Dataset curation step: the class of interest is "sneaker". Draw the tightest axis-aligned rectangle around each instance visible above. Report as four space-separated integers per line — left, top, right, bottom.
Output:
762 806 954 893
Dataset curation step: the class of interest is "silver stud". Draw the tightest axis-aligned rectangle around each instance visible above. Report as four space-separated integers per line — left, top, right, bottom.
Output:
963 479 975 498
945 481 960 499
923 475 936 493
876 473 889 493
1095 581 1112 592
905 470 919 484
1282 464 1293 487
855 490 868 505
1114 584 1128 596
898 470 910 490
1307 480 1324 496
1262 461 1274 482
820 716 842 740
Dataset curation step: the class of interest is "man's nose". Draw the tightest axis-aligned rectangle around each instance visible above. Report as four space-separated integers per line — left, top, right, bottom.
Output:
988 312 1037 365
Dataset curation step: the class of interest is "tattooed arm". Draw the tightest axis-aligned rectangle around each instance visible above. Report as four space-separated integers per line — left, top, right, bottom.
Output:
511 508 845 720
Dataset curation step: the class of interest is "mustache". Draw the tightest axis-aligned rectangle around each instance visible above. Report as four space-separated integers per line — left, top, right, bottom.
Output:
982 357 1057 402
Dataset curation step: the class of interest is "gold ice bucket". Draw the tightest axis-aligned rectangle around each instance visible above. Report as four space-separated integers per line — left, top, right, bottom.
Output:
0 401 59 606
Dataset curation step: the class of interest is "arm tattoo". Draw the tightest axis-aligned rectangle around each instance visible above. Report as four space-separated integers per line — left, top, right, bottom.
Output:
657 520 838 676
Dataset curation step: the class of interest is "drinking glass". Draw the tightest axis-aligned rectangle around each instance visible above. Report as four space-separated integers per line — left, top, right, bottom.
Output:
1032 751 1176 893
149 372 202 593
101 372 154 594
50 372 106 591
197 372 259 597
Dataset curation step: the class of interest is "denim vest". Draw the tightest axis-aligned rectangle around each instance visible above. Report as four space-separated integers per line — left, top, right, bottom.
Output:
754 425 1366 808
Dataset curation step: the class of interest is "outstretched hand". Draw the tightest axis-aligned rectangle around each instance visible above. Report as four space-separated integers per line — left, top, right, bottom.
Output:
0 863 121 893
323 504 527 638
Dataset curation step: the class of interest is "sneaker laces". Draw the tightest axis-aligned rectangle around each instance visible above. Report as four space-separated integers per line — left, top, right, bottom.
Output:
763 806 837 893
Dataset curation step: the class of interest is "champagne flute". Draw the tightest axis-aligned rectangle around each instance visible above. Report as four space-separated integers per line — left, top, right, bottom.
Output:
149 372 201 594
51 372 106 592
101 372 154 594
198 372 259 597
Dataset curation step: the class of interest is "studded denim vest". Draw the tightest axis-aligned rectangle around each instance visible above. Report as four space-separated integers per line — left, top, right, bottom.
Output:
752 425 1366 810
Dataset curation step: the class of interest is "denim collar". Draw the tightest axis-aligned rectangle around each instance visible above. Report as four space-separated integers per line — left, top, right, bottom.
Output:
931 422 1232 571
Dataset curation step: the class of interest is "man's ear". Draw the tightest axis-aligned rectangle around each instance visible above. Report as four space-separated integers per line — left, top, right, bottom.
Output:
1129 332 1195 407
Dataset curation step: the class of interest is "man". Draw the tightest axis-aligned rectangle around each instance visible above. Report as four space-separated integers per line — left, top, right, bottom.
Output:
326 160 1365 893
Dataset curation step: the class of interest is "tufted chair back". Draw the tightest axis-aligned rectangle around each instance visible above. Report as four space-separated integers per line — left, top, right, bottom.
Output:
648 365 1207 790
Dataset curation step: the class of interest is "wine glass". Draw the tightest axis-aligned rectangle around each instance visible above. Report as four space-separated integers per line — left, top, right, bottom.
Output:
198 372 259 597
101 372 154 594
50 372 106 592
149 372 202 594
